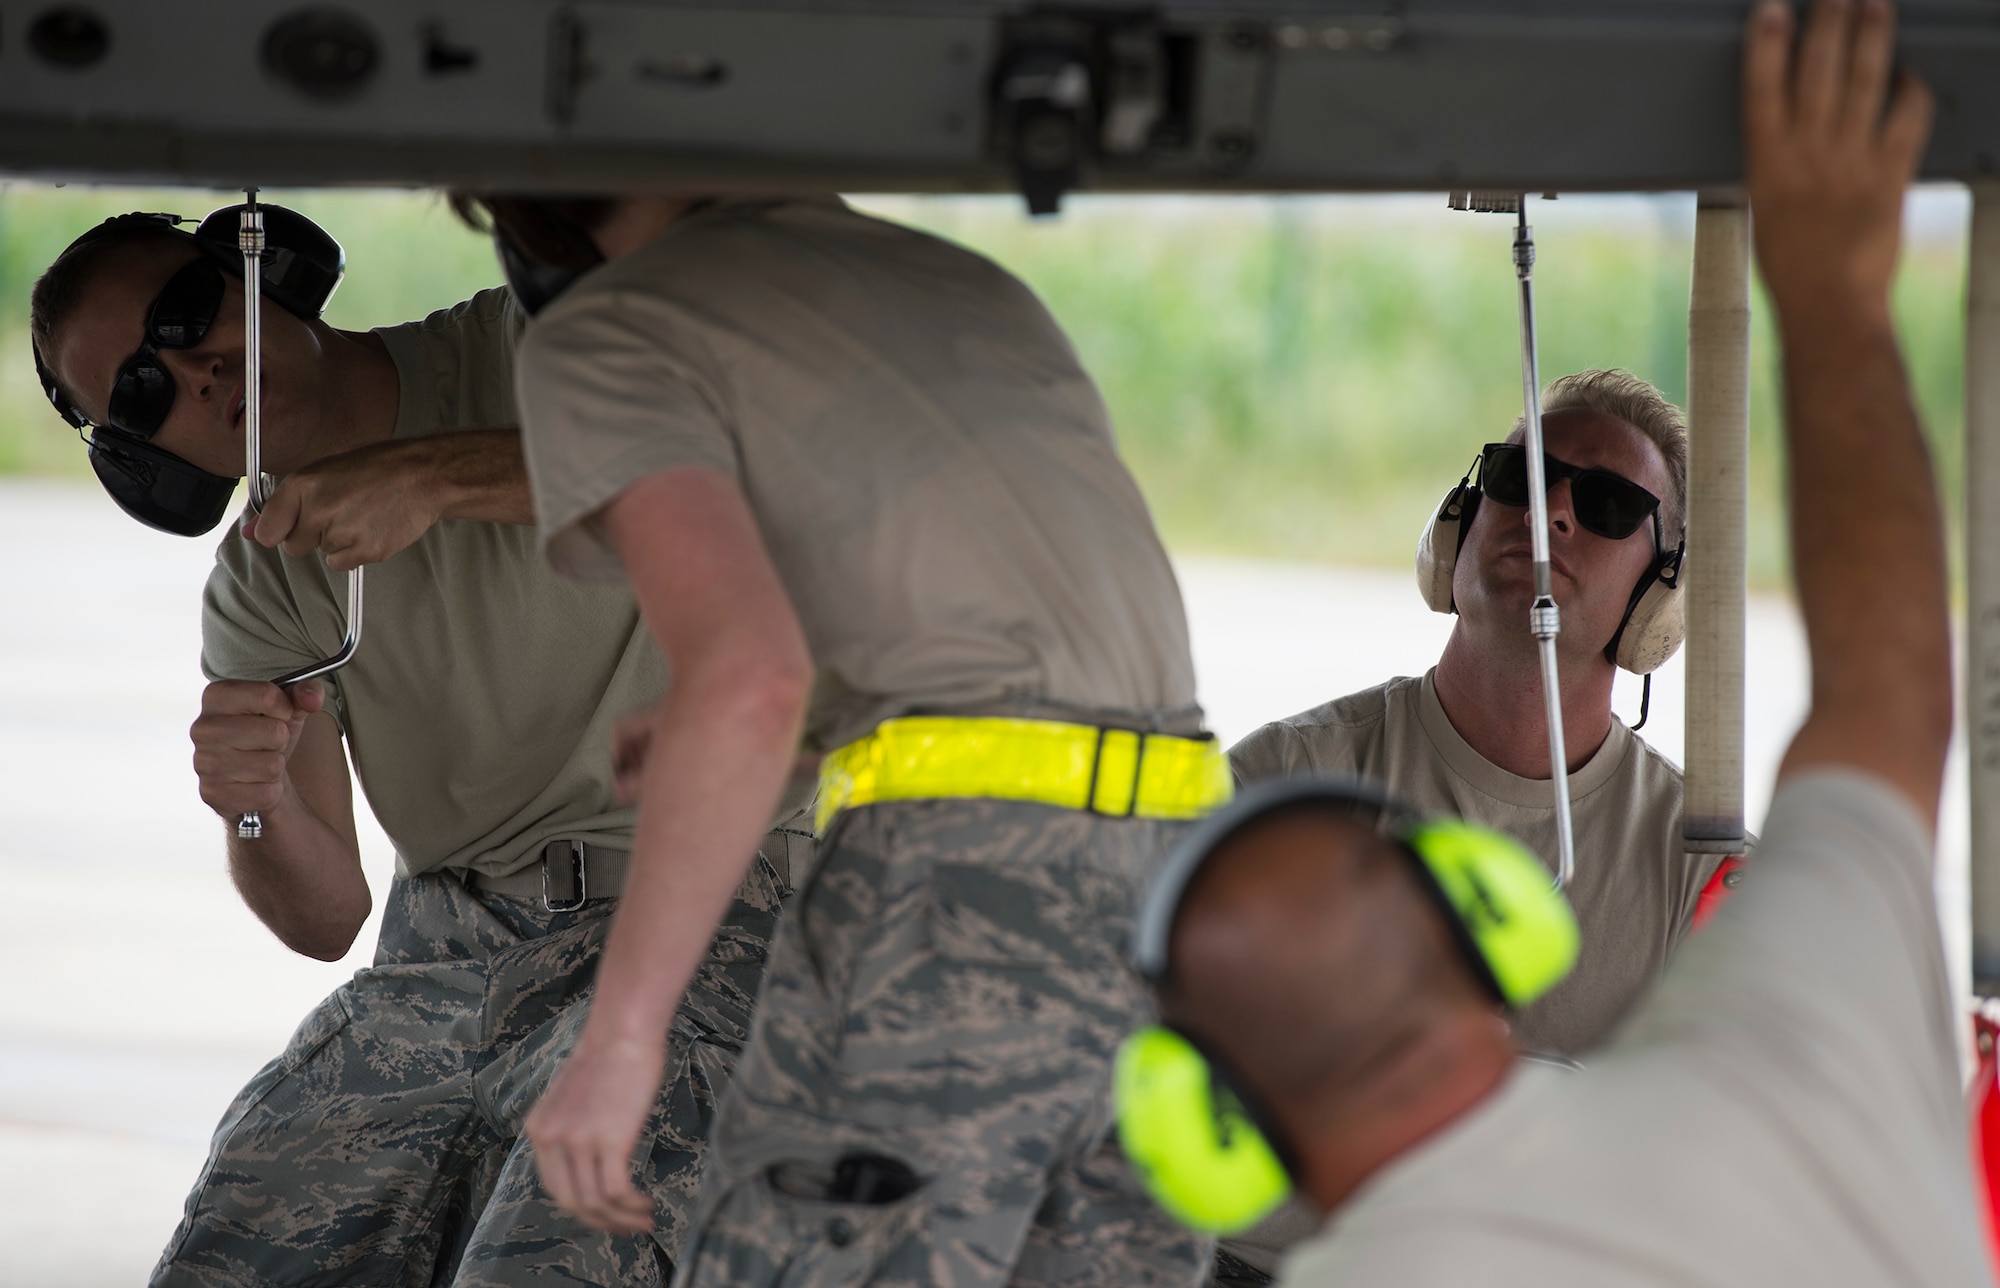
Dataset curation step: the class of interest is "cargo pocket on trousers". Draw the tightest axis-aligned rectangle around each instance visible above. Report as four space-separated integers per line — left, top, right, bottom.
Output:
830 857 1134 1130
924 858 1129 971
158 986 356 1263
278 985 357 1070
208 985 355 1142
679 1159 928 1288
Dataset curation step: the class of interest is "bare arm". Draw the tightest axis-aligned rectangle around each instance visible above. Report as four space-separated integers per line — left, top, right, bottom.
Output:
526 465 812 1233
429 428 537 524
1745 0 1947 830
248 429 535 571
193 680 370 960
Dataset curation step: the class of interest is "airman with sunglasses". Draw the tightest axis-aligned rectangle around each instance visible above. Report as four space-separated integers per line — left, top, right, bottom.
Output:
1233 369 1712 1059
28 216 806 1286
1217 369 1721 1283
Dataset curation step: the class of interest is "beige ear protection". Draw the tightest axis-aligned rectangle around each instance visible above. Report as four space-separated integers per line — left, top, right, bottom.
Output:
1415 474 1474 616
1414 460 1686 676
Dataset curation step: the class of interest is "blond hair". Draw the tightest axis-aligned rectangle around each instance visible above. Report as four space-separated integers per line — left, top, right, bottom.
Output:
1510 368 1688 541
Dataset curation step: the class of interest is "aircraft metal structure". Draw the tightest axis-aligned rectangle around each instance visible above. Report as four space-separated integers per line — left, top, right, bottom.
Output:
1 1 1998 207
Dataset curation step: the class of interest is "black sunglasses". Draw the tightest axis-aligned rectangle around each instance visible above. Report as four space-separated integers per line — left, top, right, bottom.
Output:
1477 441 1662 542
40 257 225 439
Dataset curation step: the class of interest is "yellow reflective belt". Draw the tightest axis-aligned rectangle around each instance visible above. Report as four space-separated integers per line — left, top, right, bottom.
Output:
815 716 1235 833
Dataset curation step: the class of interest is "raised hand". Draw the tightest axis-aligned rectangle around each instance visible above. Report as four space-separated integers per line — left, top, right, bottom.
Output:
1743 0 1934 319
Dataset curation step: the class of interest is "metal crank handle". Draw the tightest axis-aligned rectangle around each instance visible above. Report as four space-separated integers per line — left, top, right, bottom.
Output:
1449 192 1577 890
1512 202 1577 890
236 566 367 839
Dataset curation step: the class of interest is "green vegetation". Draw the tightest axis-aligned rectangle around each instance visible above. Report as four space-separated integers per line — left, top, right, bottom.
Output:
0 184 1968 585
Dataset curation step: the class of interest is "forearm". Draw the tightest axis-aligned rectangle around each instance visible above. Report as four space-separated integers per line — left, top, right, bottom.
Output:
416 429 535 525
1775 303 1952 804
1739 0 1945 815
224 773 370 961
583 660 805 1046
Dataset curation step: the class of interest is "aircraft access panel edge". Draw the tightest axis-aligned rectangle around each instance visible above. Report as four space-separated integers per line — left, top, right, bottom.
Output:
1 1 1997 202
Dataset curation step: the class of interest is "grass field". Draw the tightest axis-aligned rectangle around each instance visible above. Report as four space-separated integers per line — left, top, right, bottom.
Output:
0 184 1971 585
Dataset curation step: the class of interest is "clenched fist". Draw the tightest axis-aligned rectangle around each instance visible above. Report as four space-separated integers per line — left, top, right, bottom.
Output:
244 438 449 572
241 429 533 571
190 679 326 820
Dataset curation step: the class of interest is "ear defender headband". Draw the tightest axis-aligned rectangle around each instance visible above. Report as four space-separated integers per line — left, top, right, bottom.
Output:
495 236 595 318
33 204 344 536
1415 452 1687 676
1114 776 1579 1235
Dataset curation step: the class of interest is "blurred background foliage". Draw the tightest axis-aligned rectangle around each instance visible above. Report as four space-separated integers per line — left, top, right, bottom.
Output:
0 183 1970 586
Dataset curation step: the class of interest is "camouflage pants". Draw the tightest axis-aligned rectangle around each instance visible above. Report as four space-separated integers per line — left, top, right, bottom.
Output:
151 840 795 1288
677 798 1212 1288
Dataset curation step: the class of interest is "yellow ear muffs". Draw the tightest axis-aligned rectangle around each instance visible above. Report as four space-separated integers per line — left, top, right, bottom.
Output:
1114 1025 1292 1235
1118 777 1581 1239
1402 819 1579 1008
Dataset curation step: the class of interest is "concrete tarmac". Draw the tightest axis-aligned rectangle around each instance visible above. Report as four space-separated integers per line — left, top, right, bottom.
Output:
0 479 1963 1286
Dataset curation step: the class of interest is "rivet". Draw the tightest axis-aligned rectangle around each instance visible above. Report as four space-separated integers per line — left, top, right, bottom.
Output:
1208 129 1255 161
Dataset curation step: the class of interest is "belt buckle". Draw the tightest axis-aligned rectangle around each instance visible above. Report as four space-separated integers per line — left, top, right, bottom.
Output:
1084 727 1148 818
542 839 589 912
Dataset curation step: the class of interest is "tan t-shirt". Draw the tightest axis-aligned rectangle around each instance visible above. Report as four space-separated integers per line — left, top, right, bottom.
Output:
202 287 668 880
1282 771 1986 1288
1229 670 1722 1056
515 195 1200 750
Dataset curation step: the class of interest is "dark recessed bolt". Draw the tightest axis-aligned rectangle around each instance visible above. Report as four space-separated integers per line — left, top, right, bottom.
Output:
1022 116 1079 167
1209 129 1255 161
263 8 381 101
29 7 111 68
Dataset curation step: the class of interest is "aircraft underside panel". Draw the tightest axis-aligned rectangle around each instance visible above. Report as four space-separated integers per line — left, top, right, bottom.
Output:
0 0 1996 198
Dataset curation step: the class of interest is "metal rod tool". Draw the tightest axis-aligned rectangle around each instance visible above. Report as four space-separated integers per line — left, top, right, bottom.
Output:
235 190 367 841
1510 202 1577 888
1448 192 1578 888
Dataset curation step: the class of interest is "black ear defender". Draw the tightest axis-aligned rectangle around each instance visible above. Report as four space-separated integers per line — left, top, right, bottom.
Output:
496 236 594 318
86 429 242 537
34 204 346 536
191 203 345 320
483 195 725 316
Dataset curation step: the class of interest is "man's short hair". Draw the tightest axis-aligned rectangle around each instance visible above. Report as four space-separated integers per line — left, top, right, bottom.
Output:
1166 804 1484 1114
447 193 611 270
1512 368 1689 542
29 221 193 406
